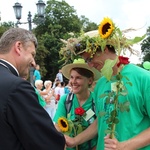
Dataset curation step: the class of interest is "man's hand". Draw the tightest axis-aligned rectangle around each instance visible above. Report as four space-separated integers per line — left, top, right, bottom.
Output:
104 134 129 150
64 135 76 148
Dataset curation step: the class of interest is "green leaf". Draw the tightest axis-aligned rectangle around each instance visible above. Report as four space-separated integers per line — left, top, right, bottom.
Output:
126 81 132 86
105 129 112 134
127 34 146 45
124 76 130 81
67 113 71 118
116 73 123 80
116 28 123 37
77 124 83 134
126 107 130 112
110 110 117 117
65 120 74 135
120 91 128 96
101 58 117 81
99 111 106 117
114 118 119 124
119 101 130 112
106 117 112 124
106 97 110 104
119 103 124 112
100 93 107 98
108 123 113 128
68 120 74 127
123 101 130 111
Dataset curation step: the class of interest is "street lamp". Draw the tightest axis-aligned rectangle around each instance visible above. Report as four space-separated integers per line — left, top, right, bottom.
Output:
13 0 46 31
13 0 46 86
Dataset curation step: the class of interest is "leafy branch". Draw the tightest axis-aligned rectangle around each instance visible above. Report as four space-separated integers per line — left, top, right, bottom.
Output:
99 72 132 138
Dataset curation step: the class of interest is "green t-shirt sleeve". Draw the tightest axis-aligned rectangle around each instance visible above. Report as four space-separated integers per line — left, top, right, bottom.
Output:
93 80 100 116
53 94 67 123
34 88 46 107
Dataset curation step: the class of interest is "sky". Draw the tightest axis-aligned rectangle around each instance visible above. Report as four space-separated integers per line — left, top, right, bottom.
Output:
0 0 150 63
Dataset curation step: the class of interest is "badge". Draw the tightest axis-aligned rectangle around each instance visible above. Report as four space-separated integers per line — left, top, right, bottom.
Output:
83 109 95 121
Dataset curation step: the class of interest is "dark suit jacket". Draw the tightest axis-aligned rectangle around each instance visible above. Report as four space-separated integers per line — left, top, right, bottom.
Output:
0 60 65 150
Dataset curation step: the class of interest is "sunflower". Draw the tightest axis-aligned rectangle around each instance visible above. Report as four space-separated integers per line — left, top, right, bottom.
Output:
58 117 69 132
98 17 115 39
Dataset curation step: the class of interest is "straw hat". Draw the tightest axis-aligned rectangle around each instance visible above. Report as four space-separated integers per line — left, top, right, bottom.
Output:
62 58 101 81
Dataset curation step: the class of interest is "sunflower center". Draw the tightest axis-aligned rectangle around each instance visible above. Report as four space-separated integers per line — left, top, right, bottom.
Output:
102 23 111 35
61 120 67 127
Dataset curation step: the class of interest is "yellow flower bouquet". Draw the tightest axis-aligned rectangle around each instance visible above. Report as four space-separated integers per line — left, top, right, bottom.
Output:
58 107 86 150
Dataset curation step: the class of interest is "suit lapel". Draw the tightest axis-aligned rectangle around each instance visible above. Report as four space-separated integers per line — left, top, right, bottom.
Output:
0 60 18 76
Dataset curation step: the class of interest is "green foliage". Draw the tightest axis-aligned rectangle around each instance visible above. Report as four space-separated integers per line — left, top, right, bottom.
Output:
80 15 98 32
99 72 131 138
101 58 117 81
33 0 83 81
141 27 150 62
46 0 82 34
32 0 99 81
34 37 50 77
119 101 130 112
127 34 146 45
62 111 86 137
143 53 150 63
0 1 98 82
0 22 15 37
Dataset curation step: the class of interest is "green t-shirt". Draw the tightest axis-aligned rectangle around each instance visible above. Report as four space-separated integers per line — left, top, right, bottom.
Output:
94 64 150 150
53 92 97 150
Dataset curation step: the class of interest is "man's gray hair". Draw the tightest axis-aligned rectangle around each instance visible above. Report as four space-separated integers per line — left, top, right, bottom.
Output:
0 28 38 54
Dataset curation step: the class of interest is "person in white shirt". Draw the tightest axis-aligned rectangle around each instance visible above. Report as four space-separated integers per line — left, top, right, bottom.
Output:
54 82 61 108
43 80 56 119
56 69 63 82
59 82 65 97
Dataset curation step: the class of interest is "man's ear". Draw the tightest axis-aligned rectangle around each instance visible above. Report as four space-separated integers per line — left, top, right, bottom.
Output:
88 77 94 86
14 41 22 56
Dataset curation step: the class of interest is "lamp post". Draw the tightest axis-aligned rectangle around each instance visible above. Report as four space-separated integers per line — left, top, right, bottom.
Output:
13 0 46 31
13 0 46 86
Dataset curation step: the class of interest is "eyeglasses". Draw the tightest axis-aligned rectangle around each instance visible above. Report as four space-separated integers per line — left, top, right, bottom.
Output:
85 57 93 64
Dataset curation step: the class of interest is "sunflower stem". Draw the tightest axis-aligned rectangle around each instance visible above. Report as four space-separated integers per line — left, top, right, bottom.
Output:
110 78 120 138
72 124 79 150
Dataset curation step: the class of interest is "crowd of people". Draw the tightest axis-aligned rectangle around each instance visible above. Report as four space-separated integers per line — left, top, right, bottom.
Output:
32 67 72 120
0 16 150 150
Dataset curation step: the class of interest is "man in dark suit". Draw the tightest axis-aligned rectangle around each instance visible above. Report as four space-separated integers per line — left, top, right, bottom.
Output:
0 28 65 150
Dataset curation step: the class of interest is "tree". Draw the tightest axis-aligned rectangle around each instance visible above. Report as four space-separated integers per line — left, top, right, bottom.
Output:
33 0 82 81
33 0 98 81
141 27 150 62
0 5 98 81
80 15 98 32
0 22 15 37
